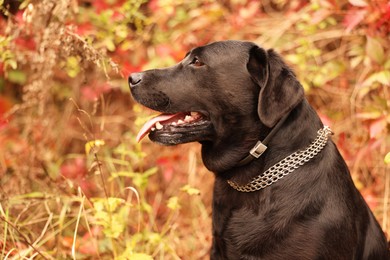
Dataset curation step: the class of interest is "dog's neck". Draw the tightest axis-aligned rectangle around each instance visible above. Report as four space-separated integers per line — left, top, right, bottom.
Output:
201 99 323 180
235 112 291 167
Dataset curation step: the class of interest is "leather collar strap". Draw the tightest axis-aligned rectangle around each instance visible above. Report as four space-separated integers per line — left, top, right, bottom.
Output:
236 113 290 167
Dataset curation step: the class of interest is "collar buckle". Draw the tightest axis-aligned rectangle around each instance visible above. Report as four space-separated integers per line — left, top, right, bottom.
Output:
250 141 267 158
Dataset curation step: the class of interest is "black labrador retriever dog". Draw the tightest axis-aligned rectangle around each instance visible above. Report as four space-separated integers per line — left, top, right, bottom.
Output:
129 40 389 259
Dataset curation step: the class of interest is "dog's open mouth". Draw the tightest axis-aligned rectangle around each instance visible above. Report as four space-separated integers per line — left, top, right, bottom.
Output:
136 111 213 145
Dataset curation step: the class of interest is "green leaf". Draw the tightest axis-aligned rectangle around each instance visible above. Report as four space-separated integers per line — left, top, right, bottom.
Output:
7 70 26 84
7 59 17 70
146 232 162 245
385 59 390 69
46 162 60 179
358 70 390 97
104 38 116 52
366 37 385 64
66 56 81 78
141 201 152 213
12 192 46 200
374 70 390 85
361 70 390 87
111 171 135 179
143 167 158 177
92 197 125 212
106 197 125 212
91 197 129 238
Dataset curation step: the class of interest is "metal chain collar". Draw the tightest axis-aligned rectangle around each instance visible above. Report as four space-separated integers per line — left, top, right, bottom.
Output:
227 126 333 192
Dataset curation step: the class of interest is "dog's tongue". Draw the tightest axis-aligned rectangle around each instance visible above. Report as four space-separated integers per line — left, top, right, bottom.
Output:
136 113 178 142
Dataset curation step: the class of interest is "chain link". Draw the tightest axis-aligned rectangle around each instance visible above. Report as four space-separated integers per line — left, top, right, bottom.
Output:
227 126 333 192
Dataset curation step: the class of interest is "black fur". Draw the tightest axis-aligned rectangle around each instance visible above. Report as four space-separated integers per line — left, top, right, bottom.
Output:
129 40 389 259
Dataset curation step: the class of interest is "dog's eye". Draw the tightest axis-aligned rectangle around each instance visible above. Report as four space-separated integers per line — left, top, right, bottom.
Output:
191 57 204 67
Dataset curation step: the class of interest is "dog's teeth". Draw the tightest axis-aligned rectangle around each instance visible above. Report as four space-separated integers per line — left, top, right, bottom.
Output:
191 112 201 119
171 122 177 126
151 127 156 131
177 119 184 124
184 115 192 122
155 122 163 130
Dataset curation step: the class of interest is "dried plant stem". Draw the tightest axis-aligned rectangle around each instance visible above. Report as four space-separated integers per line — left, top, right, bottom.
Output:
125 187 141 233
72 188 85 260
0 215 50 260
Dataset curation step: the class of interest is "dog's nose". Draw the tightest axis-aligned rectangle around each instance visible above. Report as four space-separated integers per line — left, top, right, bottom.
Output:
128 72 143 88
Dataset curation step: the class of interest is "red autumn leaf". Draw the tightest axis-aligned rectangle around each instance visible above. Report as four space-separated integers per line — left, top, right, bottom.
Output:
119 61 144 77
81 82 112 101
61 158 96 197
369 117 386 139
0 117 9 130
93 0 109 13
0 18 6 33
361 191 378 210
111 10 125 21
343 9 367 33
374 4 390 32
148 0 159 13
318 112 333 128
15 10 24 25
336 132 353 161
0 95 13 130
155 44 174 57
78 227 101 255
155 44 186 62
61 158 87 179
14 36 36 50
162 167 174 182
78 178 96 198
0 96 13 115
75 22 93 35
172 49 187 62
61 236 75 249
156 156 170 165
93 0 126 13
156 156 175 182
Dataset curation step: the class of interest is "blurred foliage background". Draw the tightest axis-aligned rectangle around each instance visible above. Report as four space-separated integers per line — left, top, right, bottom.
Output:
0 0 389 259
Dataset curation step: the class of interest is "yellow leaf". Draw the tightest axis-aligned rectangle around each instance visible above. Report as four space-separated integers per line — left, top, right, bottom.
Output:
167 196 180 210
85 139 105 155
384 152 390 165
129 253 153 260
181 184 201 196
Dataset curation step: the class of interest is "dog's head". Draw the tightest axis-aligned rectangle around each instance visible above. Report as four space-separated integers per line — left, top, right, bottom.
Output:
129 40 304 170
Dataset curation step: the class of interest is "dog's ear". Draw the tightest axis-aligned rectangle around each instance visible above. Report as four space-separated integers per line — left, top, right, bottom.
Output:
247 46 304 127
